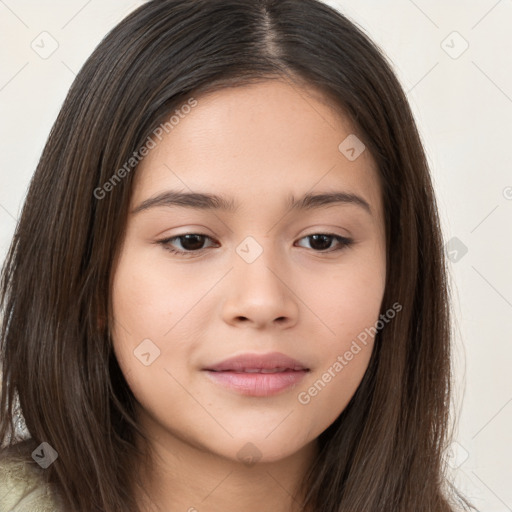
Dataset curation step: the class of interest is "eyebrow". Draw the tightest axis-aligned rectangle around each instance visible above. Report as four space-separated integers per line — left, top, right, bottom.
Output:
131 190 372 216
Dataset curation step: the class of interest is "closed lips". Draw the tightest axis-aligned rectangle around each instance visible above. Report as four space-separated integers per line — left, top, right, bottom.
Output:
210 367 307 373
203 351 310 373
202 352 310 396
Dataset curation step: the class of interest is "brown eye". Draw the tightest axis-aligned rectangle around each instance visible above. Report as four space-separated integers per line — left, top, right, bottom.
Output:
157 232 353 258
174 234 209 251
296 234 353 252
157 234 218 257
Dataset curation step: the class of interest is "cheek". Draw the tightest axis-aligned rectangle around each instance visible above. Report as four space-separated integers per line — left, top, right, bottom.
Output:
293 258 384 425
109 248 211 405
295 294 378 433
110 246 210 342
110 260 198 433
295 346 372 439
303 256 385 342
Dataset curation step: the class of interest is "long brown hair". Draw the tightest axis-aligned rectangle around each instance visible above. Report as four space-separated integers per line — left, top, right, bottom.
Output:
0 1 476 510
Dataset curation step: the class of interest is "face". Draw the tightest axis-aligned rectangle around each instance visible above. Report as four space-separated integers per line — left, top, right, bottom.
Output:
110 79 386 465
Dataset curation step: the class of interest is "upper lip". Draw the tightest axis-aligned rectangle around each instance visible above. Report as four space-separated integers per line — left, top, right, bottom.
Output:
203 352 309 372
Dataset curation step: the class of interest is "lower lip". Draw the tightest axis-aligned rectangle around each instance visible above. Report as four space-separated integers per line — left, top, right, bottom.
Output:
203 370 308 397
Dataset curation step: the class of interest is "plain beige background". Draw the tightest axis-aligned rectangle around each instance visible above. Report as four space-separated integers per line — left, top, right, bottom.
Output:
0 1 511 510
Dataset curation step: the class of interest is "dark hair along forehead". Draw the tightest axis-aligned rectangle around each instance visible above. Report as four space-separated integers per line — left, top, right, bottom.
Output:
0 1 475 511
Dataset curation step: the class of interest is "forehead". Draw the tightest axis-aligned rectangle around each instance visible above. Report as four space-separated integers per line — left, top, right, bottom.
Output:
131 79 383 220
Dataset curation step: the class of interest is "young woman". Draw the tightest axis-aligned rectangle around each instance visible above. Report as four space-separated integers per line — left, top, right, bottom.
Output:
0 1 476 511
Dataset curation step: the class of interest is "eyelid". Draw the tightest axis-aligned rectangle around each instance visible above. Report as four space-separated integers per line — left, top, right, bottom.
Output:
160 233 218 254
156 231 354 258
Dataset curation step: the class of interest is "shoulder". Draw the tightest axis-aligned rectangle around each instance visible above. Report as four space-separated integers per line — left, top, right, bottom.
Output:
0 439 62 512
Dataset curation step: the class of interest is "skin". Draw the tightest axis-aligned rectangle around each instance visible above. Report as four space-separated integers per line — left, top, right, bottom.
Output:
110 78 387 512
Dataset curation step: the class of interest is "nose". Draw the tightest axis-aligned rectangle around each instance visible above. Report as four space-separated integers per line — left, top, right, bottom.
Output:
221 241 299 330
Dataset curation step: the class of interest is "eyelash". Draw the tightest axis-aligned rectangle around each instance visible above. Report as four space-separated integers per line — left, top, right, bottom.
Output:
156 233 354 258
